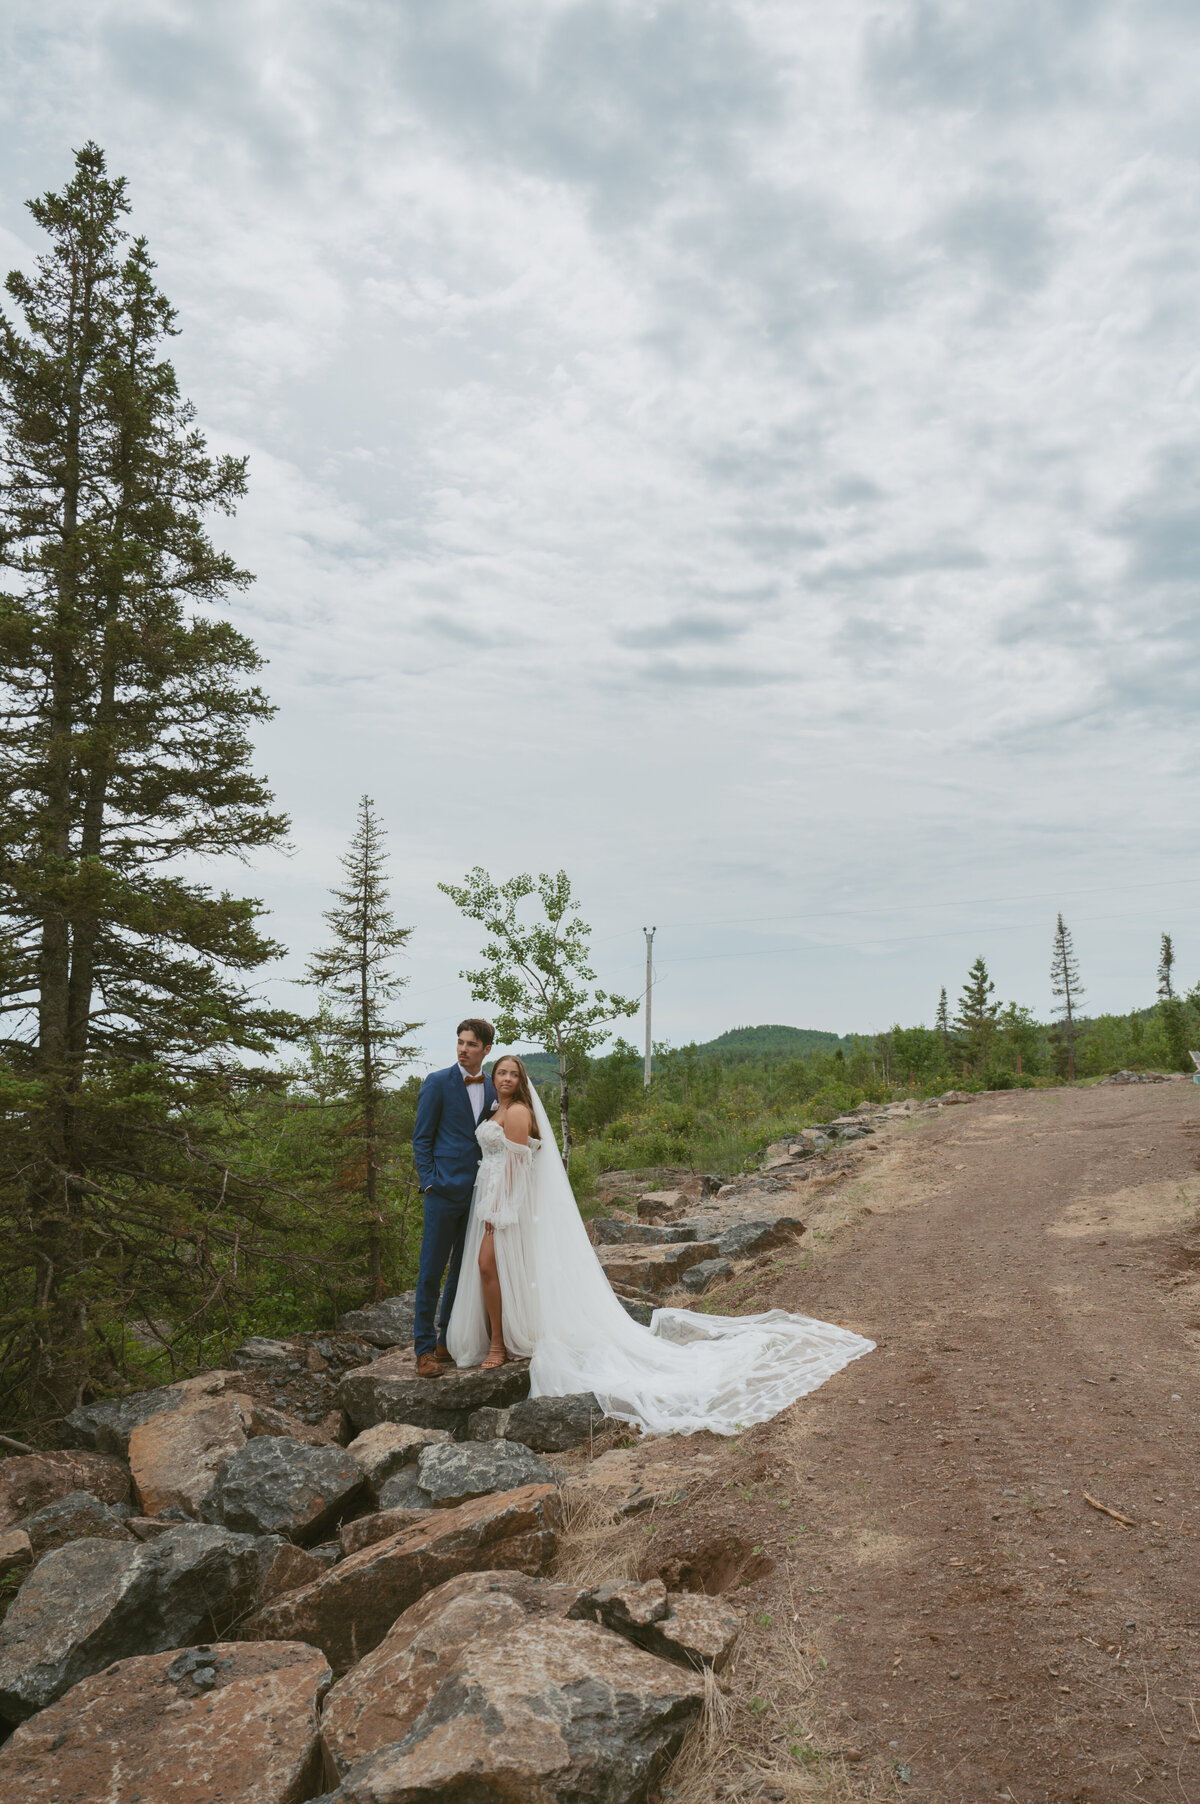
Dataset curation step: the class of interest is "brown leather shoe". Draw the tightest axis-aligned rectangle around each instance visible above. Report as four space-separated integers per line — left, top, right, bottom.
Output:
434 1344 455 1366
415 1353 442 1378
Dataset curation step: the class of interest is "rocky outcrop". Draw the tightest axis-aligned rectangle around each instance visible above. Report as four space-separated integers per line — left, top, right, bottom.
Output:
681 1257 733 1294
414 1440 554 1507
467 1391 608 1452
336 1293 415 1348
345 1423 451 1494
242 1483 562 1674
338 1506 432 1557
0 1522 265 1722
0 1640 331 1803
596 1239 721 1297
200 1436 367 1544
127 1390 257 1518
0 1450 131 1528
591 1218 702 1246
320 1604 702 1803
256 1537 332 1606
0 1528 32 1575
636 1189 691 1223
23 1491 134 1557
715 1216 805 1260
339 1349 531 1436
59 1368 243 1456
575 1577 740 1672
376 1466 435 1513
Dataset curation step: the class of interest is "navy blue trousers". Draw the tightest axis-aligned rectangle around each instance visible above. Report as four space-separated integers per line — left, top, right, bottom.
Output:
414 1189 471 1355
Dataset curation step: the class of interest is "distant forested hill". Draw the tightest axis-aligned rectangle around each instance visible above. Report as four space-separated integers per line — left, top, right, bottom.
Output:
501 1023 852 1082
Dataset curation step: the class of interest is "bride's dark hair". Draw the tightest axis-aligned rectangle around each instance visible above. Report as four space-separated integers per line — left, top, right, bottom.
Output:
492 1055 541 1137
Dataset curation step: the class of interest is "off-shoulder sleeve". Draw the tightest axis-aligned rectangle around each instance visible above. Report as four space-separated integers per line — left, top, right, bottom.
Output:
478 1139 537 1229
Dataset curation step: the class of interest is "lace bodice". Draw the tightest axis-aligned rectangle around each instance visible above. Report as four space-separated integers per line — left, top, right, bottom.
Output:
474 1118 540 1228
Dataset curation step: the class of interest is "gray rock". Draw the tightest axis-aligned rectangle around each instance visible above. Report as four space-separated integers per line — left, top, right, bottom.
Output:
345 1422 451 1492
0 1523 263 1723
574 1579 740 1672
231 1336 296 1368
376 1466 435 1513
465 1406 511 1441
59 1385 192 1457
618 1296 653 1326
339 1354 531 1436
200 1437 367 1545
22 1491 134 1557
335 1293 416 1348
836 1124 870 1141
415 1440 554 1508
715 1217 807 1261
504 1393 608 1452
591 1219 702 1246
681 1258 733 1294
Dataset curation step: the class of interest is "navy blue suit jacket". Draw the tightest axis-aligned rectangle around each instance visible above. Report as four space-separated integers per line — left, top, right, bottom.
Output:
412 1064 497 1204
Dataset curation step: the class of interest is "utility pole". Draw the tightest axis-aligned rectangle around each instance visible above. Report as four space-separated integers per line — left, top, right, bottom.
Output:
643 926 655 1088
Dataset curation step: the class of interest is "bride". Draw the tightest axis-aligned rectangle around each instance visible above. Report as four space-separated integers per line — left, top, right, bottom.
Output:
446 1054 873 1436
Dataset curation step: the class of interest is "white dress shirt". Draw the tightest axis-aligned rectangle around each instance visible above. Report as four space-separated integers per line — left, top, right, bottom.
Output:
463 1067 486 1123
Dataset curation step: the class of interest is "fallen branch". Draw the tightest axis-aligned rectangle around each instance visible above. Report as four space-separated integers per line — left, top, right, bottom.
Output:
0 1433 34 1455
1084 1492 1136 1529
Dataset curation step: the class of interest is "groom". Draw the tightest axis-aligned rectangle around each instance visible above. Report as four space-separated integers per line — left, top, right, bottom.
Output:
411 1018 497 1377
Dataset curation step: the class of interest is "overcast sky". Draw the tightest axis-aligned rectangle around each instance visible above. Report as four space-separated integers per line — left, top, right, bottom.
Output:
4 1 1200 1063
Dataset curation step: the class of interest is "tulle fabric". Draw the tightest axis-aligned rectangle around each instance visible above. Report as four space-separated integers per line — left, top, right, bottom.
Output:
446 1095 873 1436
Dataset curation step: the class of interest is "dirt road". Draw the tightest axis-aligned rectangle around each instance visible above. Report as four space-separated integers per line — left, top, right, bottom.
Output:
633 1082 1200 1802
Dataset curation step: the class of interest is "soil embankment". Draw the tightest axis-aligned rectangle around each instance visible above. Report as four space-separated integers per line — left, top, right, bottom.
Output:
604 1082 1200 1802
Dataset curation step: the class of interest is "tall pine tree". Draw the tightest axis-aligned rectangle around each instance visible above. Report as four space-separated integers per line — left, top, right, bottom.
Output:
1155 932 1191 1071
1049 914 1084 1081
304 798 420 1300
954 956 998 1073
0 147 294 1418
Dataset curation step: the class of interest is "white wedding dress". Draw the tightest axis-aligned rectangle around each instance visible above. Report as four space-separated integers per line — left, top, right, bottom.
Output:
446 1091 873 1436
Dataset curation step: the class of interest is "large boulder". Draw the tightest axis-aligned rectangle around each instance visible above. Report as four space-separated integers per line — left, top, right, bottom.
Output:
0 1450 131 1528
339 1349 531 1436
319 1571 589 1772
127 1390 257 1518
591 1219 702 1246
345 1423 451 1494
336 1293 416 1348
505 1392 608 1452
636 1189 690 1222
59 1369 243 1456
200 1436 367 1544
22 1491 134 1557
716 1216 806 1260
0 1522 265 1722
256 1537 333 1606
376 1467 436 1513
415 1440 554 1508
0 1639 331 1803
320 1612 702 1802
681 1257 733 1294
338 1507 433 1558
596 1240 721 1297
241 1483 561 1675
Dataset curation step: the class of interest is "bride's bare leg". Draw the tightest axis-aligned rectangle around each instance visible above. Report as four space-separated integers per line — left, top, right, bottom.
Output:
478 1224 507 1367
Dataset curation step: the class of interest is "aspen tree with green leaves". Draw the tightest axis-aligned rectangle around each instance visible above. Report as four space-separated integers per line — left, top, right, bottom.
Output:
438 867 639 1169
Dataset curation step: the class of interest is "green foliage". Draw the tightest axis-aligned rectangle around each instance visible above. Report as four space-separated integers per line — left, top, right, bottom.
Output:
438 867 639 1165
954 956 999 1072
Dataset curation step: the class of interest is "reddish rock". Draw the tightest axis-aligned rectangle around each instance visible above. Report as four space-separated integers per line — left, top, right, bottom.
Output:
338 1507 431 1557
321 1570 587 1774
60 1369 245 1456
256 1539 330 1606
321 1613 702 1802
0 1451 131 1529
0 1639 330 1803
0 1528 32 1574
248 1401 340 1446
243 1482 561 1674
345 1422 451 1493
576 1578 740 1672
127 1391 256 1517
595 1240 721 1296
23 1491 133 1557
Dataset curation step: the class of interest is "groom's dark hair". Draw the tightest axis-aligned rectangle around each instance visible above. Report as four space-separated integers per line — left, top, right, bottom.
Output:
457 1016 495 1047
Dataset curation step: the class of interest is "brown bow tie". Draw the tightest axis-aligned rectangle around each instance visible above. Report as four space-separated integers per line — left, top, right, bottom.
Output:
464 1074 485 1085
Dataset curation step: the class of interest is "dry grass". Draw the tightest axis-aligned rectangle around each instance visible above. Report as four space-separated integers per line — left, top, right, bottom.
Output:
550 1481 881 1803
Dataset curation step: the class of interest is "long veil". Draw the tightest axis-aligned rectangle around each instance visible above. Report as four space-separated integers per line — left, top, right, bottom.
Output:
519 1084 874 1436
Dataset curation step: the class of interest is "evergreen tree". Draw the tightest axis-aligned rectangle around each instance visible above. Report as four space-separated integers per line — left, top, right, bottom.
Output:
304 798 420 1299
0 147 294 1417
1049 914 1084 1082
1157 932 1176 1001
438 867 639 1169
935 987 951 1055
954 956 999 1072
